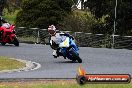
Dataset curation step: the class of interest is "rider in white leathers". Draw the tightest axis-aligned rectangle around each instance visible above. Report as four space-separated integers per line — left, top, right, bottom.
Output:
48 25 74 58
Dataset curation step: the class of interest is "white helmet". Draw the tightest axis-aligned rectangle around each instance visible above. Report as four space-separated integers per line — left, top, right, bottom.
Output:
2 23 10 29
48 25 56 36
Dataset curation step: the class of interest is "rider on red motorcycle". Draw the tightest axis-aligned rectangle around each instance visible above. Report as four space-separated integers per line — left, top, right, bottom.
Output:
0 16 7 26
0 22 19 46
0 16 7 40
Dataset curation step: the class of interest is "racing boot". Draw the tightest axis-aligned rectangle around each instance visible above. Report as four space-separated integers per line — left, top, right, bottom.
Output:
53 50 58 58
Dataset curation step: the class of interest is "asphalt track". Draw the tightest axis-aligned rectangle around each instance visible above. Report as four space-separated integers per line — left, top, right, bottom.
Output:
0 43 132 78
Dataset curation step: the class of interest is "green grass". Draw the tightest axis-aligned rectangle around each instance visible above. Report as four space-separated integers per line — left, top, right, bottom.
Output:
0 80 131 88
0 56 25 71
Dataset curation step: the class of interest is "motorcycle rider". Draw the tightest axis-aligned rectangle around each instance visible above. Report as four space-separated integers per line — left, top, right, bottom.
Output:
48 25 75 58
0 16 7 26
0 16 7 40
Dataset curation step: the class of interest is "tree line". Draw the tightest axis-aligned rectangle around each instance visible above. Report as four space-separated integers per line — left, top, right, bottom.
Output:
0 0 132 36
84 0 132 35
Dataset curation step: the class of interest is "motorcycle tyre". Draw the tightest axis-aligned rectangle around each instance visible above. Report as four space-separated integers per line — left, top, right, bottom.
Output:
71 49 82 63
1 42 6 46
13 37 19 46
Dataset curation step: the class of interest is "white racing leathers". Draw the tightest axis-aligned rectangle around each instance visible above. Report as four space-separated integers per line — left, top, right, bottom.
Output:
50 33 66 57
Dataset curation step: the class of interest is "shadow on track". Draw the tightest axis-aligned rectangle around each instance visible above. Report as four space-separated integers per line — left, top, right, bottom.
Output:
54 60 82 64
0 44 19 47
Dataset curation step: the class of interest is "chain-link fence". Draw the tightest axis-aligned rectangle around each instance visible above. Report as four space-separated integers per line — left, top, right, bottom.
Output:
74 32 112 48
16 27 49 44
15 27 132 50
74 32 132 49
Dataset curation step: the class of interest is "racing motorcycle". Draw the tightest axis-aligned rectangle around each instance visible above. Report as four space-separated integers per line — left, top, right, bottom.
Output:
0 23 19 46
50 36 82 63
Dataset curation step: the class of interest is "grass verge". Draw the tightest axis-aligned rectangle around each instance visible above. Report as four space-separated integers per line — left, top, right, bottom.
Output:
0 80 131 88
0 56 25 71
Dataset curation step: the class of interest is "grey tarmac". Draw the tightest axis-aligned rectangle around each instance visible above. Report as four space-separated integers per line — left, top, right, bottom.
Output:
0 43 132 78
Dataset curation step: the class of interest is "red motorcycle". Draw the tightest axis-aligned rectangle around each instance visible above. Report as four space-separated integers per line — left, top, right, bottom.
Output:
0 23 19 46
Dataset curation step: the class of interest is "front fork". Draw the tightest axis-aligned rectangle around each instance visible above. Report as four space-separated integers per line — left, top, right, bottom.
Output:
9 34 16 42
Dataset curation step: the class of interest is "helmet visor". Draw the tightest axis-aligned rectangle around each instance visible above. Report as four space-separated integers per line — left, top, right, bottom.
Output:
48 30 55 35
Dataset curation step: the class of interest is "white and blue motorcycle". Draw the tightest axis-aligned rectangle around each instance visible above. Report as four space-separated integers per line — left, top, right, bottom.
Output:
50 35 82 63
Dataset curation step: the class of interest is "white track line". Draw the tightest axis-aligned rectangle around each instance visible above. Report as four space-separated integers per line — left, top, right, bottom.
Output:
0 58 41 73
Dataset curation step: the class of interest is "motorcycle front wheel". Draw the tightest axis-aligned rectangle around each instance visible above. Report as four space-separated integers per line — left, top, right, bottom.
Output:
13 36 19 46
71 48 82 63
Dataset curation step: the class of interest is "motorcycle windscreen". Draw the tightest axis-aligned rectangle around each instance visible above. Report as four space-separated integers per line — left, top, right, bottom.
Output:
59 37 69 47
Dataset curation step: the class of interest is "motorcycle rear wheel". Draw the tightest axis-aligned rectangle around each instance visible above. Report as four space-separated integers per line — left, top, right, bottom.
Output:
1 42 6 46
